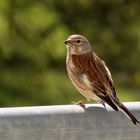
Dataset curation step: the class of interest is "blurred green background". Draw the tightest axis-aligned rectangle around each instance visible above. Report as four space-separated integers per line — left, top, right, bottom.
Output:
0 0 139 107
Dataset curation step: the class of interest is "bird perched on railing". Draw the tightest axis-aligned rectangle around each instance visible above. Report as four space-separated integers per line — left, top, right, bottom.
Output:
64 34 139 125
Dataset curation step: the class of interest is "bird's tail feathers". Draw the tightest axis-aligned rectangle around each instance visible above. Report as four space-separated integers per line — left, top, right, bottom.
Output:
111 97 139 125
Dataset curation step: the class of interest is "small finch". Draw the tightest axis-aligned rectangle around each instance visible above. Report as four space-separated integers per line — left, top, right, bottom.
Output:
64 34 139 125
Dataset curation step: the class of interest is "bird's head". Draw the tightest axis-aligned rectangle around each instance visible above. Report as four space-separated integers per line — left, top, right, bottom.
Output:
64 34 92 55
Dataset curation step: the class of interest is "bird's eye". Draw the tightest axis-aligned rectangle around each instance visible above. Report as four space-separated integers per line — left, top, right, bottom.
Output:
76 40 81 43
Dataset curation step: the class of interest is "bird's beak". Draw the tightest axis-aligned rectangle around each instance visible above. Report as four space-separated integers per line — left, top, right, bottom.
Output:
64 40 71 45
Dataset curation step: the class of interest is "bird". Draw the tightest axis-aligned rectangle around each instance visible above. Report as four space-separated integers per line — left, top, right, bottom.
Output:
64 34 139 125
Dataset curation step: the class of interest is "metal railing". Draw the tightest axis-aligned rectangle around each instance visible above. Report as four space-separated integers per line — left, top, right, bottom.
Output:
0 102 139 140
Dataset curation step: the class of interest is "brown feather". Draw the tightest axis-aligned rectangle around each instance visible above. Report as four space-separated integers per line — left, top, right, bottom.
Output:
71 52 118 110
71 52 113 96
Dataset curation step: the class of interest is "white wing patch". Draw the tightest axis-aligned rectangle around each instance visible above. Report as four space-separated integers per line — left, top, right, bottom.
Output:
80 74 92 88
102 60 113 82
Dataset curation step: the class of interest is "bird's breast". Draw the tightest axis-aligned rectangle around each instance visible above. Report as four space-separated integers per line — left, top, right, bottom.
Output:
66 56 92 91
66 54 101 100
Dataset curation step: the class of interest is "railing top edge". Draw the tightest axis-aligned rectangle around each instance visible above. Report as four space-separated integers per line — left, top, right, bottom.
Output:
0 102 139 117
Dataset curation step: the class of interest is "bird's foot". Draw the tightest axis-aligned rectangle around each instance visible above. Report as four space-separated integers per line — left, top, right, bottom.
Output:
72 100 86 110
100 101 107 110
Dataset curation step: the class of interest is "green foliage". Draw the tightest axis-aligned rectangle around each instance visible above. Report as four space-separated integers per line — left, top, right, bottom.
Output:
0 0 140 106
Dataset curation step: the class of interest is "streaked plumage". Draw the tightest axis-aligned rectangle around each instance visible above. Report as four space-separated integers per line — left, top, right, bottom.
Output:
65 34 139 125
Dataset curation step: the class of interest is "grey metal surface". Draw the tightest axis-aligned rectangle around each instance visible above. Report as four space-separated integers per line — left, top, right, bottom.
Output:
0 102 139 140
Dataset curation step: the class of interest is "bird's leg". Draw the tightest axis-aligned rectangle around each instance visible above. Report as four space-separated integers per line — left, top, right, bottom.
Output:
100 100 107 110
72 100 86 110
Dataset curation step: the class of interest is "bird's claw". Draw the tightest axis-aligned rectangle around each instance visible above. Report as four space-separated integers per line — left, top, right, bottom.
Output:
72 100 86 110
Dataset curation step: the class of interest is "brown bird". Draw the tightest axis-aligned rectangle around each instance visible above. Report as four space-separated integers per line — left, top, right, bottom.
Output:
64 34 139 125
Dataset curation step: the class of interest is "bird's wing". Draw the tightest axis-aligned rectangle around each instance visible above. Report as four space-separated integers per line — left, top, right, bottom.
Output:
85 52 119 111
101 59 118 99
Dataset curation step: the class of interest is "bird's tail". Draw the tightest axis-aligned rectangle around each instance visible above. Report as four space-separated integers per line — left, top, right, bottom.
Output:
111 98 139 125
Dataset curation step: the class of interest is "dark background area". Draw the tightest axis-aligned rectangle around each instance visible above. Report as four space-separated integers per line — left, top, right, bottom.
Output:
0 0 140 107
